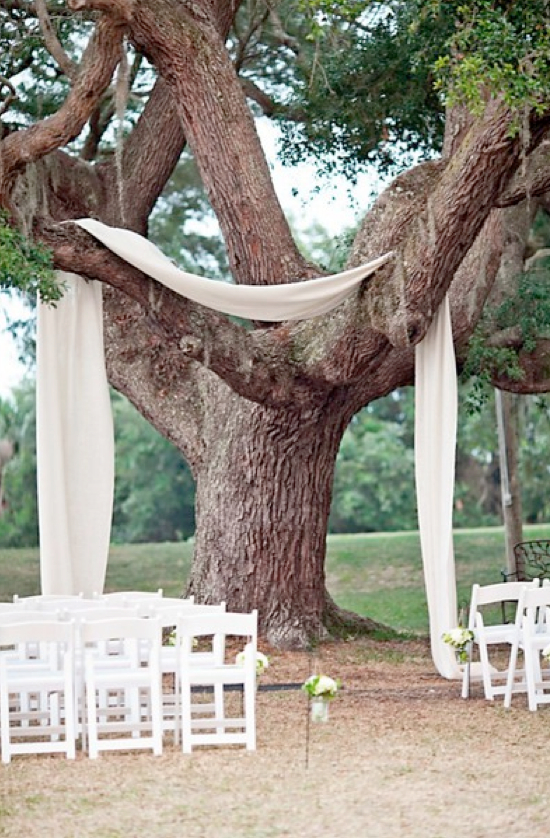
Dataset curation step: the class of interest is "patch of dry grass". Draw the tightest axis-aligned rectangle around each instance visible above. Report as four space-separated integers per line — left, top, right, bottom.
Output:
1 638 550 838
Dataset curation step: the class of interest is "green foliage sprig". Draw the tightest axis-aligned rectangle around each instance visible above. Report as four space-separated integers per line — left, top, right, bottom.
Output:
0 213 61 304
462 248 550 411
431 0 550 130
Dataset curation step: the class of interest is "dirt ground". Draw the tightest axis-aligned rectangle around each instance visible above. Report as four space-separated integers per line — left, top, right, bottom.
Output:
1 636 550 838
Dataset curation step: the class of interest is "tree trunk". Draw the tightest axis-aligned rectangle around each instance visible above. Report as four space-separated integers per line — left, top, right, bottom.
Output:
189 387 351 648
495 389 523 576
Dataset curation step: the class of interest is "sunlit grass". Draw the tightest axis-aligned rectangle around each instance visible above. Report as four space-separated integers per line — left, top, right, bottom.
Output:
2 523 549 633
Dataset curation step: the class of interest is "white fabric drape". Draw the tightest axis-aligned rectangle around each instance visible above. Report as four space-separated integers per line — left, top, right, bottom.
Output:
37 272 114 597
414 295 461 679
73 218 394 321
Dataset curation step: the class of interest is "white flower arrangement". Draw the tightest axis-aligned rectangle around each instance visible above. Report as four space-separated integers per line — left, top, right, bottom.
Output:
542 643 550 663
302 674 340 701
442 627 474 663
235 649 269 676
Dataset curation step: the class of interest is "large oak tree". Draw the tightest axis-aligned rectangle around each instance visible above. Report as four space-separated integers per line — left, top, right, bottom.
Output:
2 0 550 646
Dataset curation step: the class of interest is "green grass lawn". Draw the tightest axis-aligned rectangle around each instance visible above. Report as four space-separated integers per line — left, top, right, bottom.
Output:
2 524 549 633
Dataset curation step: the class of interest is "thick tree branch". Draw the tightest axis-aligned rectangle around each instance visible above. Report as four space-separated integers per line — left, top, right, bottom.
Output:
115 0 315 286
98 0 243 229
67 0 132 18
361 102 550 348
239 77 279 116
42 222 337 407
496 140 550 207
35 0 77 80
99 77 186 230
0 16 125 199
102 286 207 469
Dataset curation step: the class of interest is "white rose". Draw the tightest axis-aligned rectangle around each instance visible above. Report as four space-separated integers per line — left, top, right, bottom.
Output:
315 675 338 696
449 628 466 644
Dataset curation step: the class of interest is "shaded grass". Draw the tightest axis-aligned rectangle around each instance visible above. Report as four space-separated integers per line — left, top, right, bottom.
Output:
1 524 549 633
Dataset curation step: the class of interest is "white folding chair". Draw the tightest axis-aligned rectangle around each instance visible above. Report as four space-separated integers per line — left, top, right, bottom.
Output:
504 585 550 710
176 610 258 753
462 580 539 700
0 619 76 763
150 600 226 741
80 616 163 758
69 606 141 744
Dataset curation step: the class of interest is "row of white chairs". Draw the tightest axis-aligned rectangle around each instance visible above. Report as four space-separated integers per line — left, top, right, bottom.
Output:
461 580 550 710
0 593 258 762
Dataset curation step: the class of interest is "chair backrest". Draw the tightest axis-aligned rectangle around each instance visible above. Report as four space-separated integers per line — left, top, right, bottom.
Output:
80 616 161 667
517 585 550 632
0 602 34 614
151 600 226 627
100 589 163 603
69 606 138 621
467 580 540 629
18 598 102 613
0 618 75 665
0 609 57 624
13 593 85 604
176 609 257 660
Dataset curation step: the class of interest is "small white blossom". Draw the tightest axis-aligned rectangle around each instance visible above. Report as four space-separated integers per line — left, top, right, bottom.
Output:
235 649 269 676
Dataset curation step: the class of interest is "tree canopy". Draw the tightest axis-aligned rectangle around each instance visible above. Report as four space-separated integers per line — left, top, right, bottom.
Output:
3 0 550 645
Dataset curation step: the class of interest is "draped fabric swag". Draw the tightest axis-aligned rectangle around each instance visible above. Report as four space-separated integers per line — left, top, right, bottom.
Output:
37 219 458 677
414 295 461 679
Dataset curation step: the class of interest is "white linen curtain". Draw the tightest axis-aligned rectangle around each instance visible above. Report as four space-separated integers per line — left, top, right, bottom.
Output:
73 218 394 320
414 295 461 679
37 272 114 597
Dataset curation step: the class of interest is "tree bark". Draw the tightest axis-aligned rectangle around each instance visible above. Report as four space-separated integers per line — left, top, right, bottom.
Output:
189 391 352 647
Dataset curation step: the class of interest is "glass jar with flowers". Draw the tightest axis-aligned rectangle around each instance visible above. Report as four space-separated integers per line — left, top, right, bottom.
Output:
302 674 340 722
442 627 474 663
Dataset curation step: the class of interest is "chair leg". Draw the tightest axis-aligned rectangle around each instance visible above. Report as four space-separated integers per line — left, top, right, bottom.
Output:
150 677 163 756
214 683 224 736
0 683 11 764
244 677 256 751
180 680 192 754
524 643 538 711
86 678 99 759
504 641 520 708
461 659 470 699
478 639 494 700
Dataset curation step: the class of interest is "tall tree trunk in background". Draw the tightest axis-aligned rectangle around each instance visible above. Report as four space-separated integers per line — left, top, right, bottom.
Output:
496 389 523 577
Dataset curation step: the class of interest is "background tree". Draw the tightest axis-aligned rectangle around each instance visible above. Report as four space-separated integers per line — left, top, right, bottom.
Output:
3 0 550 646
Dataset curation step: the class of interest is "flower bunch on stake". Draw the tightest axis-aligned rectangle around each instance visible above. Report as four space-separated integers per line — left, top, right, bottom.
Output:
542 643 550 664
236 649 269 676
302 674 340 701
442 627 474 663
